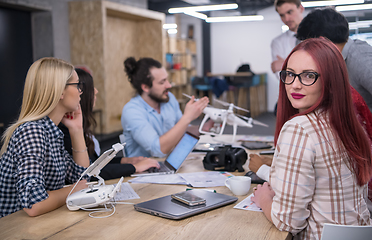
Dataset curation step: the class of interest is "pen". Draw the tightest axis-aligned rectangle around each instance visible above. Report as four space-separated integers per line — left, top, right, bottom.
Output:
186 188 216 193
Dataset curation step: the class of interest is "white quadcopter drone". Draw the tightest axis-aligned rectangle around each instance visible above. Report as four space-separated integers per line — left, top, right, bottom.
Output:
183 93 268 142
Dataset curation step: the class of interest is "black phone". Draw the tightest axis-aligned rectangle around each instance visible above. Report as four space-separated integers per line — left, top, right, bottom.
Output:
171 191 206 206
245 171 266 184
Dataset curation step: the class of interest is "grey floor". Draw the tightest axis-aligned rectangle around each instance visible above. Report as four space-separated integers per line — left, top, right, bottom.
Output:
98 111 276 155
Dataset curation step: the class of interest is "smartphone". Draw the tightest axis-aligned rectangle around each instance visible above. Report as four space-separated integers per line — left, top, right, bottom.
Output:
245 171 266 184
259 150 275 155
171 191 206 206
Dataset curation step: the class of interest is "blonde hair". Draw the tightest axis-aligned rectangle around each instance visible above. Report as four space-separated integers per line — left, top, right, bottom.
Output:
0 57 74 155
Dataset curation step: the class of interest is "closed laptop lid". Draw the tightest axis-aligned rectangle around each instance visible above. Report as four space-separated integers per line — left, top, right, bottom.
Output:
134 189 238 220
164 131 199 172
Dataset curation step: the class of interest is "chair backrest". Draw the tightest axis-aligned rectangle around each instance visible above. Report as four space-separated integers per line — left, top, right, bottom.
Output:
321 223 372 240
118 134 127 157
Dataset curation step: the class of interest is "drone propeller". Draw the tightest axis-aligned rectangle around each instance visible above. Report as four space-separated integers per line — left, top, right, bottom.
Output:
182 93 194 99
182 93 215 108
213 99 250 113
236 114 269 127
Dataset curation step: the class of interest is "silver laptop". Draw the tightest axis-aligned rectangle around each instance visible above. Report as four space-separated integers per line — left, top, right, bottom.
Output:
134 189 238 220
131 131 199 177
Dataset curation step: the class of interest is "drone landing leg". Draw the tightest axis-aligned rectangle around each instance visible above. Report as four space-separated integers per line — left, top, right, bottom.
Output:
232 124 237 142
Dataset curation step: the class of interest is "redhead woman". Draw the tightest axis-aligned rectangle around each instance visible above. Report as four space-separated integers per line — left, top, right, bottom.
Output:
252 38 371 239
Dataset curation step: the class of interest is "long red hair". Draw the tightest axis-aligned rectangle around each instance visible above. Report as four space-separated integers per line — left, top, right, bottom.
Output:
274 38 372 186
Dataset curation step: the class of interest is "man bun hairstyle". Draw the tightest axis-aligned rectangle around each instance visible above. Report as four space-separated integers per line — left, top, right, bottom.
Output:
123 57 162 95
124 57 137 78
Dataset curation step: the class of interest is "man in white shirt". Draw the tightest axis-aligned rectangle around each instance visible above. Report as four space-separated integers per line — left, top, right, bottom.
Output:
271 0 304 75
271 0 304 115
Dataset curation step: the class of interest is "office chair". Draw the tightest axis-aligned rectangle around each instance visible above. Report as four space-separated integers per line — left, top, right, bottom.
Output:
118 134 127 157
320 223 372 240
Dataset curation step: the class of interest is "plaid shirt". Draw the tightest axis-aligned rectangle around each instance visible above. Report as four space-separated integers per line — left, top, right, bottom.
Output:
270 112 371 240
0 117 86 218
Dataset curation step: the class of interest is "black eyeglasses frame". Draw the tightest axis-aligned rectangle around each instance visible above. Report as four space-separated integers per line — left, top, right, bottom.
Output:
66 81 84 92
279 70 319 86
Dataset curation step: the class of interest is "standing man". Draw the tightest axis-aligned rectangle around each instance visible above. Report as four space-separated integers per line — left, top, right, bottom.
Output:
271 0 304 114
271 0 304 74
121 57 209 158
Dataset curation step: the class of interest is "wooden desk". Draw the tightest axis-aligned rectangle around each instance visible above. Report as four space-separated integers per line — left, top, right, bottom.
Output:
0 136 288 240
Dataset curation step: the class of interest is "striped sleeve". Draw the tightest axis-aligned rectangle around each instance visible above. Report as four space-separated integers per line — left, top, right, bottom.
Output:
270 119 316 235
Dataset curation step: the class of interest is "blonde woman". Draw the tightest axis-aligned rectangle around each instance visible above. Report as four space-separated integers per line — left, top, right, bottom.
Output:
0 57 90 218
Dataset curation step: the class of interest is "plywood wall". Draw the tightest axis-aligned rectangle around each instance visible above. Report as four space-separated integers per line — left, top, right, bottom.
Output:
69 0 107 130
69 0 165 134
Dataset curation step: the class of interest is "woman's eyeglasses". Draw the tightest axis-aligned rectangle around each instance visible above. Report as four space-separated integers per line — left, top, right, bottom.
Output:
280 70 319 86
66 81 84 92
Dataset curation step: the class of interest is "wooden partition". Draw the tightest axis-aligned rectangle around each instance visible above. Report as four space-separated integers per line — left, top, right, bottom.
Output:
69 0 165 134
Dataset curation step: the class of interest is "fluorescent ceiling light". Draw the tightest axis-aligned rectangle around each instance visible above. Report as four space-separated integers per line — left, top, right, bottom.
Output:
206 15 264 23
184 11 208 20
167 29 178 34
163 23 177 29
169 3 238 13
349 20 372 29
302 0 364 8
336 3 372 11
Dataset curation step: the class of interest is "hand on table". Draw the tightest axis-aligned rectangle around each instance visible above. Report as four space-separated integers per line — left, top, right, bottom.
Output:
121 156 147 165
133 158 160 173
251 182 275 209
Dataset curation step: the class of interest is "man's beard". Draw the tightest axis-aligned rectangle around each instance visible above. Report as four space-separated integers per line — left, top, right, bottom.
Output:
148 90 170 103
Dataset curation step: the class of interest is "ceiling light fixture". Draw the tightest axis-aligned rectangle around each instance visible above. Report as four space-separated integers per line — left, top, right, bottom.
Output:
163 23 177 29
349 20 372 29
336 3 372 11
302 0 364 8
168 3 238 14
184 11 208 20
167 29 178 34
205 15 264 23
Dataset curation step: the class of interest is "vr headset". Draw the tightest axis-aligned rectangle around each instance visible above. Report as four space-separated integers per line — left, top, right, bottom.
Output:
203 145 247 172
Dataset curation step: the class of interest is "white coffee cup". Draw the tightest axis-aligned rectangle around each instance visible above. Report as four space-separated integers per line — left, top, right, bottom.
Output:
225 176 251 196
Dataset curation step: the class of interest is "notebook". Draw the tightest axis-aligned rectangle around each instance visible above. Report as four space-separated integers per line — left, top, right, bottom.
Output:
131 131 199 177
134 189 238 220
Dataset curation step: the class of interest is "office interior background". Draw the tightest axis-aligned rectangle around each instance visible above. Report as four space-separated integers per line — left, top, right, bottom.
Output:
1 0 372 139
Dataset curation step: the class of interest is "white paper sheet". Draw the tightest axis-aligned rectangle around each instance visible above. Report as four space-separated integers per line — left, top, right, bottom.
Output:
233 193 262 212
179 171 234 187
238 135 274 143
128 174 188 185
114 182 140 201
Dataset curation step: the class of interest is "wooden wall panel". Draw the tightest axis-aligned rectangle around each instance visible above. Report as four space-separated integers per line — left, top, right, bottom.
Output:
137 20 164 62
105 16 137 133
69 0 107 129
69 0 165 134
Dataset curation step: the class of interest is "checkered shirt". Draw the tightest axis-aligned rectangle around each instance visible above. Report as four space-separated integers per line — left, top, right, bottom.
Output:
0 117 86 218
270 112 371 240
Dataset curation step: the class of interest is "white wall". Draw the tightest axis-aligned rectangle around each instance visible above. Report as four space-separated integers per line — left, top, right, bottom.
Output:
210 6 284 112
